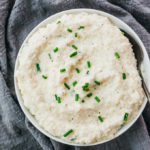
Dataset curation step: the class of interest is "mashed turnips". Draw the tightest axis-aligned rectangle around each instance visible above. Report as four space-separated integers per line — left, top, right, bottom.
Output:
15 13 144 144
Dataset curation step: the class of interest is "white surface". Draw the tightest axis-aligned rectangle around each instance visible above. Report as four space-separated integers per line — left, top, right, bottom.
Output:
14 9 150 146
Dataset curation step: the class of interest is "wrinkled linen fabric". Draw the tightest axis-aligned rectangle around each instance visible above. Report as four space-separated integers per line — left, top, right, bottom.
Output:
0 0 150 150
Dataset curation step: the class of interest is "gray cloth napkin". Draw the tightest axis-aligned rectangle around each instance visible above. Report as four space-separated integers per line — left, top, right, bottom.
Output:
0 0 150 149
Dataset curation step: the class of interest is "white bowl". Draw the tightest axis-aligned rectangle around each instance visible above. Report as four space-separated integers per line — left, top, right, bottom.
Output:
14 9 150 146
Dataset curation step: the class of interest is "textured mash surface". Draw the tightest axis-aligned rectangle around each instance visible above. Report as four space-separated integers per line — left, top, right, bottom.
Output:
16 13 144 144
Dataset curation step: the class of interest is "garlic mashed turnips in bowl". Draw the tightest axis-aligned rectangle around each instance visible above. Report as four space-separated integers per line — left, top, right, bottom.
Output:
14 9 150 146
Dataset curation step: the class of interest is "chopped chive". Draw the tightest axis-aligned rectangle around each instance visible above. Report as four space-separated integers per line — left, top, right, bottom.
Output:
67 28 72 33
78 26 84 30
82 83 89 91
64 129 73 137
72 44 78 50
72 81 77 87
57 20 61 24
35 63 41 72
57 97 61 103
98 115 103 122
42 75 48 79
75 94 79 101
94 80 100 85
95 96 100 103
122 31 125 35
75 68 80 73
70 51 78 57
86 70 89 75
87 61 91 68
64 83 70 90
60 68 66 72
75 32 78 37
123 113 128 121
54 94 61 103
122 73 126 80
87 93 93 97
115 52 120 58
81 100 85 103
55 94 57 100
85 83 89 86
53 47 58 53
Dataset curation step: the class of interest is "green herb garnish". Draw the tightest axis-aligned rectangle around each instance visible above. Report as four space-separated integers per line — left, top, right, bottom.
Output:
53 47 58 53
70 51 78 57
60 68 66 72
55 94 58 100
35 63 41 72
94 80 100 85
75 68 80 73
64 83 70 90
82 88 89 91
57 20 61 24
67 28 72 33
87 93 93 97
81 100 85 103
122 73 126 80
78 26 84 30
64 129 73 137
57 97 61 103
123 113 128 121
83 83 89 87
115 52 120 58
98 115 103 122
86 70 89 74
75 33 78 37
87 61 91 68
72 81 77 87
54 94 61 103
95 96 100 103
82 83 89 91
72 44 78 50
75 94 79 101
42 75 48 79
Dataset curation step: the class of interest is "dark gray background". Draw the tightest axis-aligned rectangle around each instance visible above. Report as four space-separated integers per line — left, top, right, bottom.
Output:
0 0 150 150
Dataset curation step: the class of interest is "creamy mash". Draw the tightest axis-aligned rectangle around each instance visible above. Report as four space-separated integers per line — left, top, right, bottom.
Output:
15 13 144 144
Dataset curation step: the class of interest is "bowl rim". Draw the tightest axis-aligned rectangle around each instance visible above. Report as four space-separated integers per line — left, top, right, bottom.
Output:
14 8 150 147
